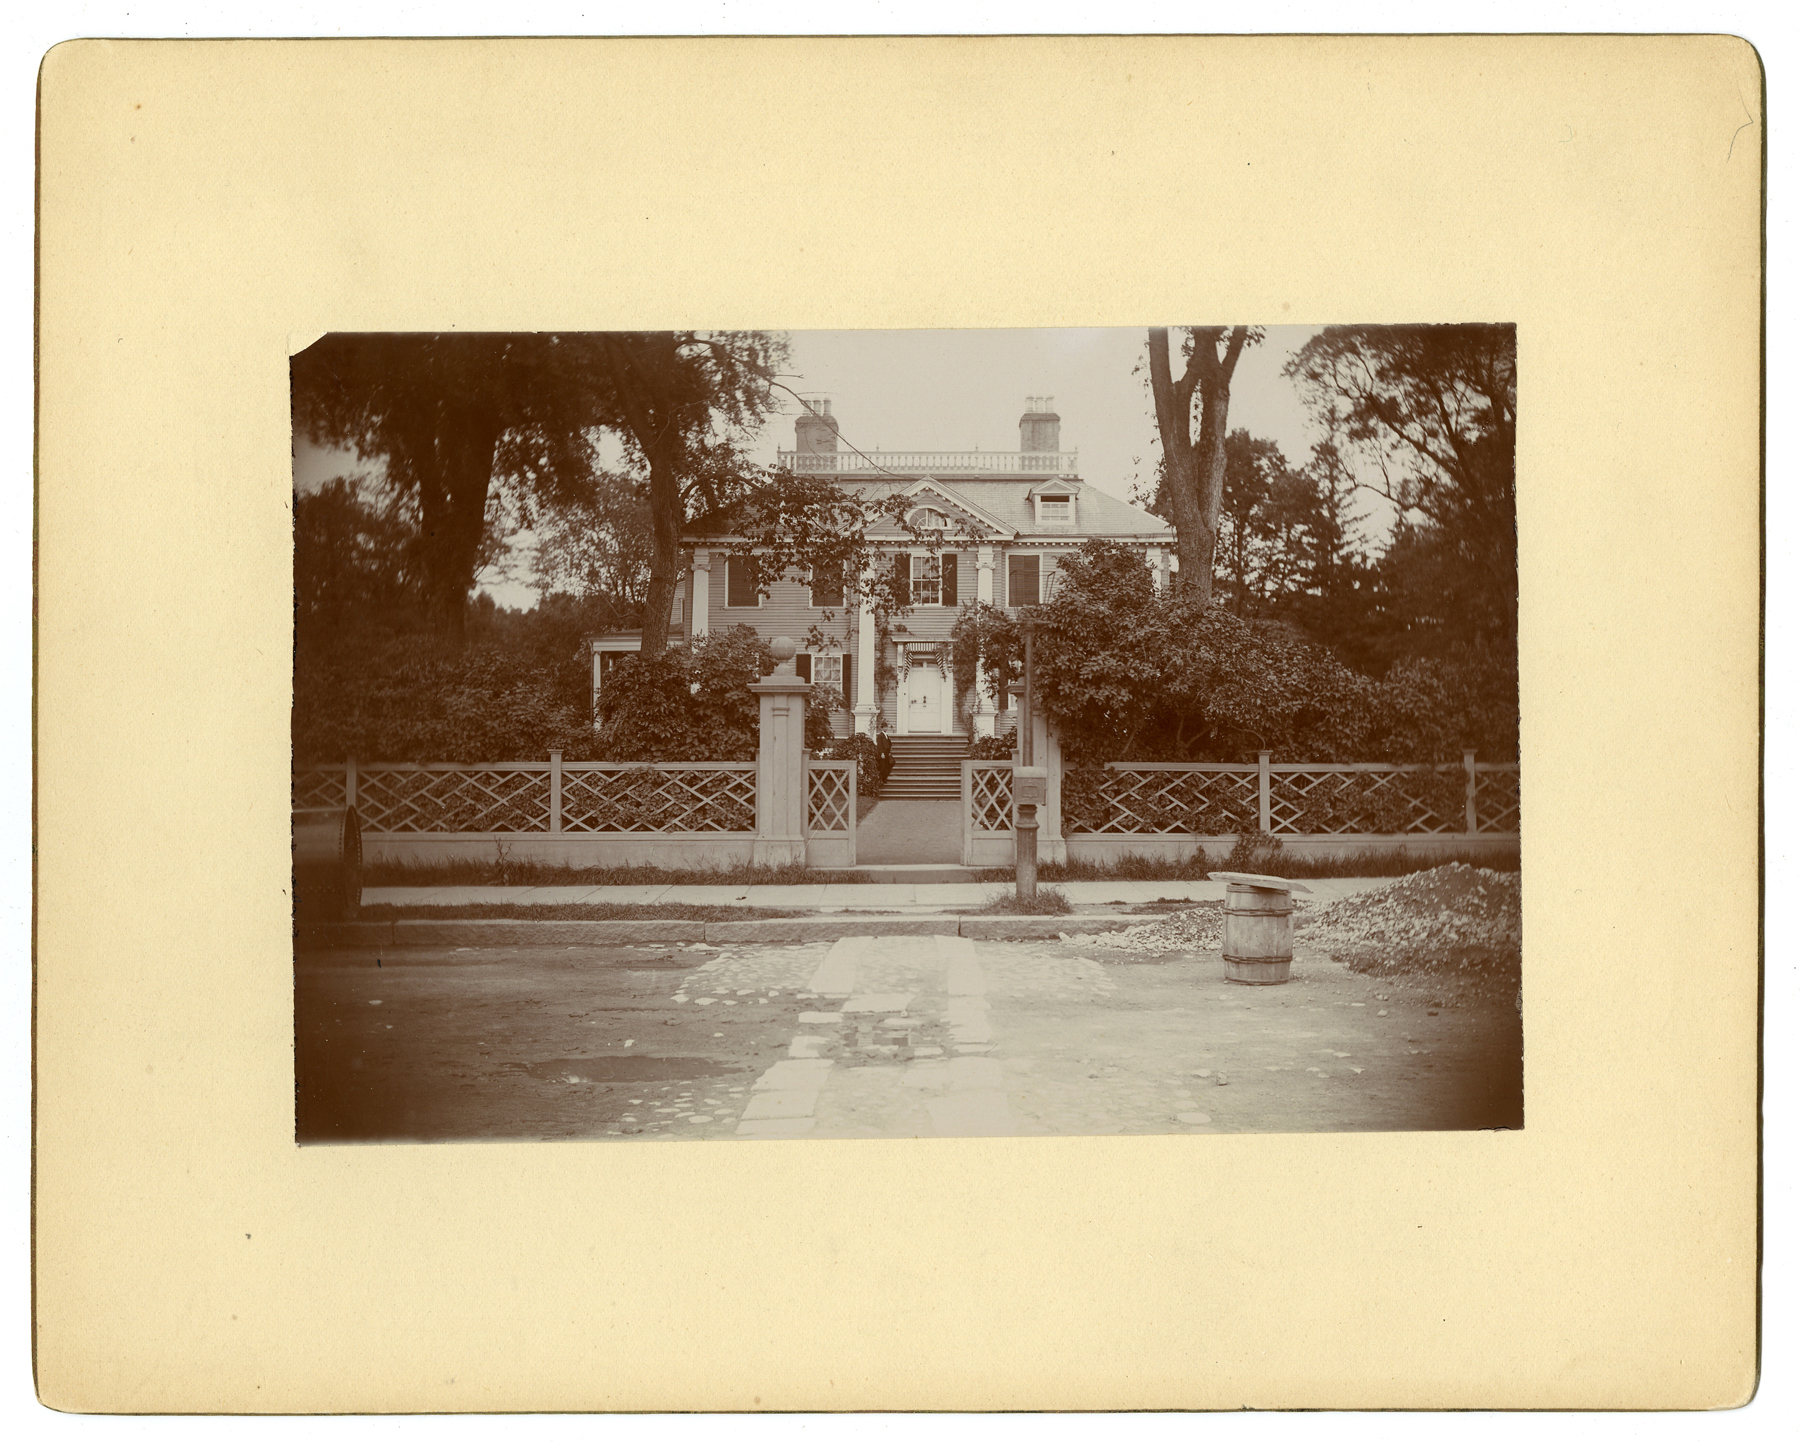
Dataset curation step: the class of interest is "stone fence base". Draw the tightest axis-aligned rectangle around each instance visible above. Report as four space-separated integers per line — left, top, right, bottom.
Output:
1064 833 1520 865
360 834 755 869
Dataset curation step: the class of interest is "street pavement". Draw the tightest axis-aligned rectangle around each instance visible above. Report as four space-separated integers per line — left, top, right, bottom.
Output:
294 921 1523 1143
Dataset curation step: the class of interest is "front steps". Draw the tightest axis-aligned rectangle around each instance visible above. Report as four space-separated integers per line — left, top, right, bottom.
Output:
881 735 967 799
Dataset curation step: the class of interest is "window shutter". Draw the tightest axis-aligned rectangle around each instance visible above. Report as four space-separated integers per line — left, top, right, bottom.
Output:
842 653 853 705
794 652 812 683
810 565 843 608
940 551 958 606
1008 553 1040 607
727 554 760 607
893 552 910 607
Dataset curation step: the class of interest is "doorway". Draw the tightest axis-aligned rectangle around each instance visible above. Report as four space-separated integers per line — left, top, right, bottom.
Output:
903 656 944 733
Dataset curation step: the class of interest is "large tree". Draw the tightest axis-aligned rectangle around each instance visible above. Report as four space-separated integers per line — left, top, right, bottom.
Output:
291 330 788 650
1146 326 1260 600
596 332 788 658
1284 324 1517 656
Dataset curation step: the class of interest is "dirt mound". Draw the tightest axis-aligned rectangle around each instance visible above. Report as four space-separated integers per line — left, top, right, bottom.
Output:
1064 865 1521 990
1066 905 1224 956
1299 865 1520 1002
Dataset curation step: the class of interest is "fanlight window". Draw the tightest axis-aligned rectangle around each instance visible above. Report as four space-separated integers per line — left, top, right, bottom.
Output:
908 506 951 530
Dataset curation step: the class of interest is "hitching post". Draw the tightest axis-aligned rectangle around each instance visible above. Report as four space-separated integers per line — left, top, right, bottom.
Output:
1012 618 1047 902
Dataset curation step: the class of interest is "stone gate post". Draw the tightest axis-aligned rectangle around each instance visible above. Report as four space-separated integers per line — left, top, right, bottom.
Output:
752 637 813 867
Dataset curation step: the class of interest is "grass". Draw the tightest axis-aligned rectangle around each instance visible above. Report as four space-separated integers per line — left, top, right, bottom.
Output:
973 845 1519 884
970 887 1074 916
355 902 808 922
363 843 1519 890
362 855 864 888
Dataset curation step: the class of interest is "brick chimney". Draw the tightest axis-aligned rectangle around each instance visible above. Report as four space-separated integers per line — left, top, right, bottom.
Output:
794 395 840 456
1019 395 1060 453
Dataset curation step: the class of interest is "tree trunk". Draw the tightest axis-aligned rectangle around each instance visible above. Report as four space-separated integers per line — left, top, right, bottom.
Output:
1147 326 1247 605
407 396 503 649
604 333 688 661
638 440 684 660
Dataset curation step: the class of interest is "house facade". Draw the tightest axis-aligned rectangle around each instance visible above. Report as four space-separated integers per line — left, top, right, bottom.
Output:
588 397 1174 738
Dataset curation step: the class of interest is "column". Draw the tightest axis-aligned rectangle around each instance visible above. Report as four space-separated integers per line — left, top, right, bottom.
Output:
689 548 711 638
1147 546 1166 594
853 569 878 735
752 638 813 867
973 546 997 736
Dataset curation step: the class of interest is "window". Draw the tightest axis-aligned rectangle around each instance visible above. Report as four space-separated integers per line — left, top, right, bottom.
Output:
1037 496 1073 524
899 552 955 607
809 564 844 609
726 554 761 607
1007 553 1040 607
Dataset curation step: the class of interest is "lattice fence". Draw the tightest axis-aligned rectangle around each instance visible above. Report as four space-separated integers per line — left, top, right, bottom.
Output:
968 763 1014 833
561 764 755 834
807 763 854 834
1073 766 1259 835
1473 766 1521 833
293 768 347 811
1269 767 1468 836
353 765 552 833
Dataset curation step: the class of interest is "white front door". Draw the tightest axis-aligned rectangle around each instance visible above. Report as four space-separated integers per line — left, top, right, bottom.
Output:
905 659 943 733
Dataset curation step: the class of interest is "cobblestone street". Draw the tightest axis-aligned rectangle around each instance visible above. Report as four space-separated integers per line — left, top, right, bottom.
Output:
296 932 1522 1142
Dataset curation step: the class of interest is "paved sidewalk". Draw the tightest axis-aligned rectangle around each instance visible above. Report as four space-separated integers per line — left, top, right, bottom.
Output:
361 877 1396 912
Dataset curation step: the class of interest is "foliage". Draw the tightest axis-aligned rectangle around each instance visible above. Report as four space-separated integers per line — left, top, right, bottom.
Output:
949 601 1020 722
292 632 599 764
292 477 427 640
595 625 775 761
292 330 792 647
965 735 1016 760
1029 539 1517 767
820 732 884 797
530 467 657 611
975 888 1073 916
1223 831 1285 872
1285 324 1517 659
806 684 846 751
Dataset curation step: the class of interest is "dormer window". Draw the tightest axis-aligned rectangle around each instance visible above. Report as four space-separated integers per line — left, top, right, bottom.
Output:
1032 484 1078 526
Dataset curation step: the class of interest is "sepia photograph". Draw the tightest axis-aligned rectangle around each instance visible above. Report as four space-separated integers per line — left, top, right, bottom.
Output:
291 324 1521 1143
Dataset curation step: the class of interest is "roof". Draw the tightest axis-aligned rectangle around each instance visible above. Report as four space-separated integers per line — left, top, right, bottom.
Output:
683 474 1172 543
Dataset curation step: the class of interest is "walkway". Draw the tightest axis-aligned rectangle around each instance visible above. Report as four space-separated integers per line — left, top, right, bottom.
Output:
849 798 962 864
361 877 1395 913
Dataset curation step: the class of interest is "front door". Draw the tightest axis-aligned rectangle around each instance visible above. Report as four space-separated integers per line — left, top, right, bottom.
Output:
905 658 943 733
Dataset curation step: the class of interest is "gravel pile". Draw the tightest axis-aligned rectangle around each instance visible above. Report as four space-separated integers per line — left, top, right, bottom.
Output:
1301 865 1519 963
1062 865 1522 989
1063 905 1224 955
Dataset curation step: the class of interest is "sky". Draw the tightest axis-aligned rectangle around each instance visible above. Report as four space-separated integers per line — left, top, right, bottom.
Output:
292 325 1350 609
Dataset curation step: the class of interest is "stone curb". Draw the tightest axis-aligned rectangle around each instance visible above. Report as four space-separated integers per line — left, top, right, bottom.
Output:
958 915 1148 940
391 919 708 947
706 916 962 944
293 912 1160 950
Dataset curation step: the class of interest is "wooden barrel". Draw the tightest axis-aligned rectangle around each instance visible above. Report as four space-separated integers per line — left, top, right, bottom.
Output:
1221 882 1293 985
293 805 362 922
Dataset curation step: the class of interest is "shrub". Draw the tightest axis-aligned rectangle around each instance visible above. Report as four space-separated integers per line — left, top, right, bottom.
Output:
965 735 1016 760
807 683 846 752
292 633 598 764
597 626 773 761
1223 831 1285 873
821 732 884 797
